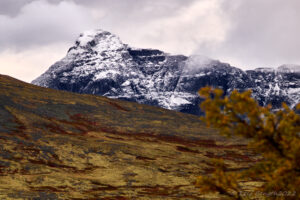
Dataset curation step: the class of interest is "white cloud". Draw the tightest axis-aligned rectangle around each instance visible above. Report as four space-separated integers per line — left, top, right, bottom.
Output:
0 0 104 81
0 44 69 82
0 0 103 51
200 0 300 69
109 0 230 55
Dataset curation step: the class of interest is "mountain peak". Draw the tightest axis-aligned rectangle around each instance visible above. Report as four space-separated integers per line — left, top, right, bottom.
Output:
68 29 125 55
77 29 109 46
32 29 300 114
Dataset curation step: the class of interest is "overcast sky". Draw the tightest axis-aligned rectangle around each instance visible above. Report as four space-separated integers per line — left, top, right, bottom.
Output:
0 0 299 82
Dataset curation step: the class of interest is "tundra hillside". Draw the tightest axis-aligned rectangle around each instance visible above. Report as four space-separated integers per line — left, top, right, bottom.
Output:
0 75 258 199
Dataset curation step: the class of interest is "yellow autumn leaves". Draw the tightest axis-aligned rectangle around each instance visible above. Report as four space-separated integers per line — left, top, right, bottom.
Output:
197 87 300 200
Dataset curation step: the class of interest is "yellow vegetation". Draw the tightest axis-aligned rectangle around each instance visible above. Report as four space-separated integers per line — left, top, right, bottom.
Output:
196 87 300 200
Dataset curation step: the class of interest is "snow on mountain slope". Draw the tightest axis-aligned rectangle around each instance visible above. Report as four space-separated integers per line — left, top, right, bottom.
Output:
32 30 300 115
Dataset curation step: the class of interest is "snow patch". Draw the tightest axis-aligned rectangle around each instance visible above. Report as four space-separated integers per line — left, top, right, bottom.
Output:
76 29 124 52
93 70 120 81
121 80 131 86
169 95 191 106
254 68 275 73
77 30 102 46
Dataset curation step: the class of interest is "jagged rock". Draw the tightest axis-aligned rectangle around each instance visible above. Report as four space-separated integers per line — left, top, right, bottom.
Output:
32 29 300 114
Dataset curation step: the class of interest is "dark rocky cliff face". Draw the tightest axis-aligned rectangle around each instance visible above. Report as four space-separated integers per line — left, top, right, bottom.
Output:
32 30 300 115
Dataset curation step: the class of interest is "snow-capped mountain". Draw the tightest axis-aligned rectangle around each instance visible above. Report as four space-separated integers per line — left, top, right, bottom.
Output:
32 29 300 115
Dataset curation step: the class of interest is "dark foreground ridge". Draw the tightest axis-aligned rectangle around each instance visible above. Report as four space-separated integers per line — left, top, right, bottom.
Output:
0 74 257 199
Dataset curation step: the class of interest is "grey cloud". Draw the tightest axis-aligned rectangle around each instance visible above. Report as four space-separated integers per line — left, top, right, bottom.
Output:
0 0 34 16
72 0 197 31
0 0 101 51
199 0 300 68
0 0 197 52
0 0 62 16
0 0 300 71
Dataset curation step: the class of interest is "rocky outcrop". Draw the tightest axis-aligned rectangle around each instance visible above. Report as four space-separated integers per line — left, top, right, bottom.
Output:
32 29 300 115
